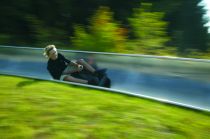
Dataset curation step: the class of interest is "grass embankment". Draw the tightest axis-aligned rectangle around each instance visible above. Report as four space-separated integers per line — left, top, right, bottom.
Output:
0 75 210 139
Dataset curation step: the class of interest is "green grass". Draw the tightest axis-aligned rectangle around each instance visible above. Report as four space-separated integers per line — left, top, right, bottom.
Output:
0 75 210 139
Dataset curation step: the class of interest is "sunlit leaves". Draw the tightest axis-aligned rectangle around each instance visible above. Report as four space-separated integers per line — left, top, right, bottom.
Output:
71 6 127 52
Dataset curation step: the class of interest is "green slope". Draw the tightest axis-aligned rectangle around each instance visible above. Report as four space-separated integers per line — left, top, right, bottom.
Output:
0 75 210 139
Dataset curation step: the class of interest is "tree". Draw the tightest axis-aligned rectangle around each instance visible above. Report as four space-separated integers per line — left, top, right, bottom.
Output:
128 3 173 55
71 6 127 52
25 15 68 47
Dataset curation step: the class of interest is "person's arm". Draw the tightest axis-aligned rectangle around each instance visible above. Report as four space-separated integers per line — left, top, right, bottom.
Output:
59 53 71 64
59 53 83 72
69 61 83 72
69 61 79 66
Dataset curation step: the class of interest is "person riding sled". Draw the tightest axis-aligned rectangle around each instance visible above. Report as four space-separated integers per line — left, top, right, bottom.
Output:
43 45 106 85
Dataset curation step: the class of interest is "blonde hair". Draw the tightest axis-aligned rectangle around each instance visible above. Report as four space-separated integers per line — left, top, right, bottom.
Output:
43 45 57 58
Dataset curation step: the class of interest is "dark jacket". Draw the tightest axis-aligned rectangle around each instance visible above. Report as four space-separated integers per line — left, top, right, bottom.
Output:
47 53 71 80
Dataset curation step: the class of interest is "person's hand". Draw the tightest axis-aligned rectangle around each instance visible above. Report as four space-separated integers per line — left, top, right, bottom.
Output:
77 64 83 72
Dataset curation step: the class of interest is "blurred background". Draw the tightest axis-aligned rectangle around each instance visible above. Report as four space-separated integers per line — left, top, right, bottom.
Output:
0 0 210 58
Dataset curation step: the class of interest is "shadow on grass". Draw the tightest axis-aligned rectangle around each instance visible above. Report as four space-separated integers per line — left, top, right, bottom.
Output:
16 79 42 88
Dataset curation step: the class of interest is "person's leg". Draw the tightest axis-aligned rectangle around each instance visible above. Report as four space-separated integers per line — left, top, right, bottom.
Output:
63 75 99 85
77 59 107 80
77 59 96 73
63 75 88 84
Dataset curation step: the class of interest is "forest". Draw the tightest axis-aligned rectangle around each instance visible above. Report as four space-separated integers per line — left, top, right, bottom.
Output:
0 0 210 58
